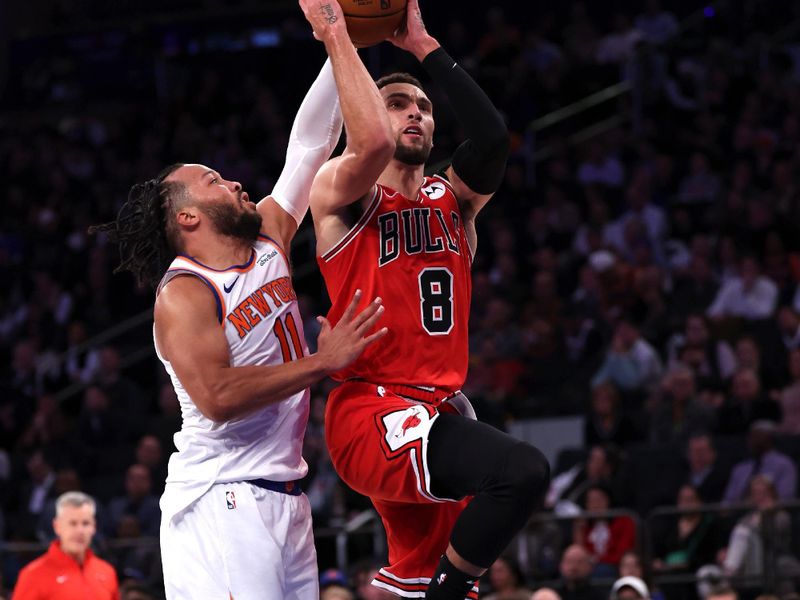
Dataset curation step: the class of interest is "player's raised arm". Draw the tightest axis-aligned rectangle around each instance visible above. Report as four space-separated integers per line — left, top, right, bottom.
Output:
389 0 509 216
299 0 395 214
257 58 344 249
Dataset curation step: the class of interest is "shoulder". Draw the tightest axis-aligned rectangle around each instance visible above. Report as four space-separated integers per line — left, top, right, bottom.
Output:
24 552 52 572
758 277 778 292
154 274 222 341
90 555 119 587
16 554 50 583
730 460 751 475
773 451 796 468
94 555 118 575
614 515 637 531
425 173 456 193
155 274 217 316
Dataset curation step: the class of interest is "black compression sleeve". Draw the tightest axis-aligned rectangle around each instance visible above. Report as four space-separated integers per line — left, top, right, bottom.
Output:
426 412 550 567
421 47 510 194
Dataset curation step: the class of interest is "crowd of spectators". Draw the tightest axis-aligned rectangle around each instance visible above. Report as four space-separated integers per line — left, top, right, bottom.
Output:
1 0 800 598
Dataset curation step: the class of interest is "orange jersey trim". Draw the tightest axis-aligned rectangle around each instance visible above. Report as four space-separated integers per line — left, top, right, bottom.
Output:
176 249 257 273
164 269 227 326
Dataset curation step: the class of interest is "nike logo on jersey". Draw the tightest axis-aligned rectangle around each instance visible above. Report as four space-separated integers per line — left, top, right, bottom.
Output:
224 276 240 293
56 575 68 584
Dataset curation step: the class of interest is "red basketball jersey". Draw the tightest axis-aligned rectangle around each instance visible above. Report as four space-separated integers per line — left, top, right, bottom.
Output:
317 175 473 394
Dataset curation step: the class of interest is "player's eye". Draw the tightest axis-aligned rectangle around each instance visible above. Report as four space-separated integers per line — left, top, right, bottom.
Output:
210 177 219 184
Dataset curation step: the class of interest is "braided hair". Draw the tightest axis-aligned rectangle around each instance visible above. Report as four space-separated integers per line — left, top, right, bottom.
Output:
89 163 186 288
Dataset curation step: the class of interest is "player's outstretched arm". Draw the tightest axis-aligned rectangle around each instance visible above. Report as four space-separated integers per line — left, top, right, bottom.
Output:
154 279 387 422
257 58 344 249
300 0 395 215
389 0 509 219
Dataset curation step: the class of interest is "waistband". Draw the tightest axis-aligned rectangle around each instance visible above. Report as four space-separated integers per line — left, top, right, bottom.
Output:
248 478 302 496
345 379 457 405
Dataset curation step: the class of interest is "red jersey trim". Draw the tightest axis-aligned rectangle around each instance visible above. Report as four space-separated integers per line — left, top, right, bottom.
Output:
430 173 456 195
429 174 475 262
320 186 382 262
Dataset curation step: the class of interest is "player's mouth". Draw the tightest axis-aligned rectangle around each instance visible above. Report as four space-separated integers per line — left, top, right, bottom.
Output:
239 191 251 204
402 125 423 139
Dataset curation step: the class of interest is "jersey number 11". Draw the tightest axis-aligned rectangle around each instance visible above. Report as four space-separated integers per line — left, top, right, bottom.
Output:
274 314 304 363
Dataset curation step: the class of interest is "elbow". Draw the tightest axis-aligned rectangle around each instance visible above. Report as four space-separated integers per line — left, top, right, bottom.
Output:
203 405 232 424
353 133 395 170
199 398 231 423
376 135 396 164
195 384 235 423
366 131 396 163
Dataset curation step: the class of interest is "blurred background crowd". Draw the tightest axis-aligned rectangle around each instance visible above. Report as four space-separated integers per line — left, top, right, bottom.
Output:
1 0 800 598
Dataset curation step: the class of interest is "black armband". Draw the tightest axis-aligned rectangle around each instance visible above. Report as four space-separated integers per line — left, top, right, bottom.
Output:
421 47 510 194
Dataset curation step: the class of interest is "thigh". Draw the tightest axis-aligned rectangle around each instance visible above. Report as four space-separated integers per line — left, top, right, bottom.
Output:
326 382 452 504
225 483 318 600
426 411 528 499
282 494 320 600
162 482 318 600
161 490 232 600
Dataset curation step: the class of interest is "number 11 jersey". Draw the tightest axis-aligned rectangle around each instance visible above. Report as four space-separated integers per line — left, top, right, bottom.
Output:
317 175 473 394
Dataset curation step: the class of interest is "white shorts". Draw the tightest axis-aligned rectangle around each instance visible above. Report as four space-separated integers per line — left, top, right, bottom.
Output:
160 481 318 600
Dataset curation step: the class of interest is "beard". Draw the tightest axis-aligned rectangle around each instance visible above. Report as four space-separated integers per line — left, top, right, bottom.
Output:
394 138 432 166
201 201 262 243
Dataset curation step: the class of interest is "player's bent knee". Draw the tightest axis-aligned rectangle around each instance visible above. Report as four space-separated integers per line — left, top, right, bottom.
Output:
504 443 550 508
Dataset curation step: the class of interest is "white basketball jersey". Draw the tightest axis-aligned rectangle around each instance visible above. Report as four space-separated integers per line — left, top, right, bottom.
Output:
154 234 310 521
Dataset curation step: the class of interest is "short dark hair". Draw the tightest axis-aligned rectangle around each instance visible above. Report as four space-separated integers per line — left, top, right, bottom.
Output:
375 72 424 90
88 163 187 288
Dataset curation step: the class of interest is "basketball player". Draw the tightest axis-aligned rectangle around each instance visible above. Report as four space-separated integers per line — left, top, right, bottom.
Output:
308 0 551 598
90 2 388 598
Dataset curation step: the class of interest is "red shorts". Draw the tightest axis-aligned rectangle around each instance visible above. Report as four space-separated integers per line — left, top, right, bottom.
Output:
325 381 479 600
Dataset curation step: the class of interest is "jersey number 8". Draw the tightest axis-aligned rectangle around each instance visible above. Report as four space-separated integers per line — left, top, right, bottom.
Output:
418 267 454 336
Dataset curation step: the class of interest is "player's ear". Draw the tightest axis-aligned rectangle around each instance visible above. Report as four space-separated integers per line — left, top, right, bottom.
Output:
176 207 200 230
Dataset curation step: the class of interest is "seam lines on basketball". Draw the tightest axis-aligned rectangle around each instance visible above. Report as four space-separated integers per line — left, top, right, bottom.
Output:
343 9 406 18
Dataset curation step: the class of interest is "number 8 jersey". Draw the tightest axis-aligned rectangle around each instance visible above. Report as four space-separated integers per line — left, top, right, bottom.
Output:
317 175 473 394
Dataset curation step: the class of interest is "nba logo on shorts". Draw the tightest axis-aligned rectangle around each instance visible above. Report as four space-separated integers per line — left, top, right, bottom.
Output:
225 490 236 510
381 0 390 9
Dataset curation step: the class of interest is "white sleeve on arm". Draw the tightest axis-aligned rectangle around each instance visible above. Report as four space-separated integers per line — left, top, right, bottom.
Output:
271 59 343 225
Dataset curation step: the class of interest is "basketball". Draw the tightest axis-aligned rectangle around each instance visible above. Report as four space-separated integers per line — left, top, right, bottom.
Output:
337 0 407 47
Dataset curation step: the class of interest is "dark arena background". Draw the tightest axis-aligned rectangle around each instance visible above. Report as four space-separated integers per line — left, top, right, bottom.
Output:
2 0 800 598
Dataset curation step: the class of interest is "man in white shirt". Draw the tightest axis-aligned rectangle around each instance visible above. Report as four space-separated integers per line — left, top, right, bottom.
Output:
707 256 778 320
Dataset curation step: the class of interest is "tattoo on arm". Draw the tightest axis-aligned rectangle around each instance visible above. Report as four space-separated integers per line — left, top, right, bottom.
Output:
321 3 338 24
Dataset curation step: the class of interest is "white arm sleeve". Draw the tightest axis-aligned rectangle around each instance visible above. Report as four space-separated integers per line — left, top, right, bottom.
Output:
271 59 343 226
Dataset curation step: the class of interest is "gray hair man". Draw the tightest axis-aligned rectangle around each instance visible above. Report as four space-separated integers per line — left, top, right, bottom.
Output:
13 491 119 599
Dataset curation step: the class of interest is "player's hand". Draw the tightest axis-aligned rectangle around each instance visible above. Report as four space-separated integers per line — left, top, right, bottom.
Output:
315 290 388 373
386 0 439 60
298 0 349 45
